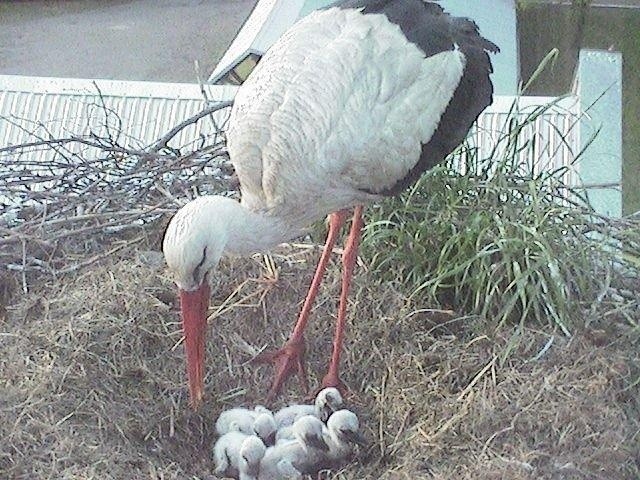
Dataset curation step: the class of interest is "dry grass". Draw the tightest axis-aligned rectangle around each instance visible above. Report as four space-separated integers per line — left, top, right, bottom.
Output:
1 243 639 480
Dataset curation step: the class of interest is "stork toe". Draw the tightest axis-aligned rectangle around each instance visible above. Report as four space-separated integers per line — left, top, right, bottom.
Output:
254 336 309 400
319 372 347 395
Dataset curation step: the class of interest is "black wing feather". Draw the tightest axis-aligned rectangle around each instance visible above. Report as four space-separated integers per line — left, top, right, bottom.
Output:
330 0 500 195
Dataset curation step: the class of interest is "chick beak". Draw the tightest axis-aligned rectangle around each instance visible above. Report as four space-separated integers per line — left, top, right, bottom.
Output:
179 282 210 409
345 430 368 447
306 434 330 452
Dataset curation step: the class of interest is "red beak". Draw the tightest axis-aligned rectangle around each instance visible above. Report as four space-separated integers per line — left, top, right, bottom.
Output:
179 282 210 409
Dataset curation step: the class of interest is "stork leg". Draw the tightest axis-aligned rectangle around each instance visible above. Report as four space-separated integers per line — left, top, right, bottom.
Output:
320 205 364 393
256 210 349 400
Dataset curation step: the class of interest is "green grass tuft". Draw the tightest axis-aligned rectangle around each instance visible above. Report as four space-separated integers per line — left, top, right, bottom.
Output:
362 98 637 333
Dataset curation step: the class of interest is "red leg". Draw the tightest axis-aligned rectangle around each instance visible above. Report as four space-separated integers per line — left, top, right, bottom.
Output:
256 210 349 400
320 206 364 393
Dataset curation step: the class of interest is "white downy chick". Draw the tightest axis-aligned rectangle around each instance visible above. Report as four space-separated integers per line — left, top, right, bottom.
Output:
213 430 251 478
216 408 257 436
258 416 330 479
254 405 273 416
275 404 331 444
274 388 343 429
274 423 296 444
216 406 275 436
238 436 267 480
324 409 367 466
253 412 277 446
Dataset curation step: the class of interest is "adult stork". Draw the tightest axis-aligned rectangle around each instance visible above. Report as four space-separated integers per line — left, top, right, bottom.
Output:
163 0 499 408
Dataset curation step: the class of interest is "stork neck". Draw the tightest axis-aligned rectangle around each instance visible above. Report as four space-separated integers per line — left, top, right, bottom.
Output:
224 201 295 256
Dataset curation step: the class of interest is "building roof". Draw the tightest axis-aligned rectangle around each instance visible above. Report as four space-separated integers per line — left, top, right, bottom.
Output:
208 0 307 84
526 0 639 7
209 0 519 94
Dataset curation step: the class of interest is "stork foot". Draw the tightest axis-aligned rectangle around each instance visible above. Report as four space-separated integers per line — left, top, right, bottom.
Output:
254 336 308 401
320 371 347 394
306 371 349 403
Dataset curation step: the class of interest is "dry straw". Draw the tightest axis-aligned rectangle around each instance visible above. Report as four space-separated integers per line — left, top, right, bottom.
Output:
1 63 639 478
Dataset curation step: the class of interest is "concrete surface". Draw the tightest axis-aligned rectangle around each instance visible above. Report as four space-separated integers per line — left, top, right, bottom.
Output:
0 0 257 82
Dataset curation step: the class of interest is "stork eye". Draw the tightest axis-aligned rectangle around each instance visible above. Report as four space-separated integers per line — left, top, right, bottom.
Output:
192 246 208 283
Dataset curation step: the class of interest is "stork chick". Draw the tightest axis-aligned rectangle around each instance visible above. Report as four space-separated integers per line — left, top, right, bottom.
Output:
258 416 330 479
274 387 343 430
253 412 277 446
216 406 274 436
213 431 255 479
323 409 367 467
238 436 267 480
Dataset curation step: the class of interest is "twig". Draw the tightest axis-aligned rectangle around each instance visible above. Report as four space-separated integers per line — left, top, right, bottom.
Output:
149 101 233 153
526 336 555 363
456 356 497 402
20 239 28 293
1 96 236 278
419 392 473 442
55 237 144 275
0 135 166 159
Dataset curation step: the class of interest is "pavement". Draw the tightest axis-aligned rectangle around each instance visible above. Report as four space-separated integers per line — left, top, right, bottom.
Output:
0 0 257 83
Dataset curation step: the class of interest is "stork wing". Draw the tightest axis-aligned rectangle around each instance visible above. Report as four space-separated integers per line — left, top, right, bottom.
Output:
227 2 496 217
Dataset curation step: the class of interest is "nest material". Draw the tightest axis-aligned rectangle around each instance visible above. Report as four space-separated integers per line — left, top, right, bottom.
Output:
1 244 638 479
0 102 238 279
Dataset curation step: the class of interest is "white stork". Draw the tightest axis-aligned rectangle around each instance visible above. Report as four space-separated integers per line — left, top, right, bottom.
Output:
163 0 499 408
274 387 343 429
257 415 330 479
213 432 267 479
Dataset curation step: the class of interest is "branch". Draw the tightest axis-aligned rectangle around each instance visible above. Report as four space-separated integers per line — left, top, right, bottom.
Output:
0 135 170 160
148 101 233 154
1 98 236 278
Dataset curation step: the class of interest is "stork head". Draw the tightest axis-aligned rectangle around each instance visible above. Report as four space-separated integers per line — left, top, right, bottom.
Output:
294 416 330 453
253 412 277 445
315 387 344 422
163 195 285 407
162 195 235 408
239 436 266 477
163 196 232 291
327 409 367 446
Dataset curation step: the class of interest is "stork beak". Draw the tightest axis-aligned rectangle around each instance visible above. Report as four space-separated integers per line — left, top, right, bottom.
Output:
305 434 330 452
320 405 334 423
344 430 368 447
179 282 210 409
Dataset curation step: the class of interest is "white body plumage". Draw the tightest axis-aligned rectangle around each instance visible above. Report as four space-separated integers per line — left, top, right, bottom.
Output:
216 407 276 445
274 387 343 431
258 416 329 480
263 409 366 476
322 409 365 466
228 7 465 225
163 5 470 292
239 436 268 480
213 431 267 479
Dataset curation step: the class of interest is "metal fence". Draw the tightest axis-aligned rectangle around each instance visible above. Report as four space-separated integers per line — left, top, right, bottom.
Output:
0 71 618 216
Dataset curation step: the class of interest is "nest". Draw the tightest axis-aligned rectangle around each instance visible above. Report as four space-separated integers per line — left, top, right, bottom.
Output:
0 101 238 280
1 97 639 480
1 244 638 479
